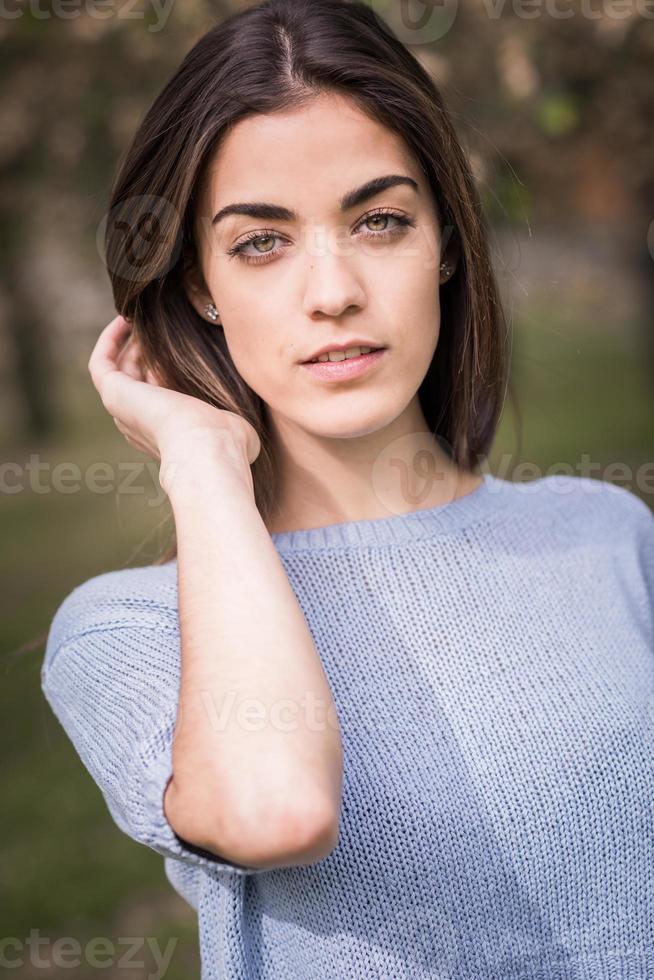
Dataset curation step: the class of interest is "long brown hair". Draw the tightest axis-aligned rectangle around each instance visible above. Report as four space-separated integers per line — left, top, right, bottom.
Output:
106 0 511 565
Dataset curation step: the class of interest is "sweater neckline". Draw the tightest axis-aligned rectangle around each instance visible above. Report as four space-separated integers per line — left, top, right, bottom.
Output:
270 471 511 551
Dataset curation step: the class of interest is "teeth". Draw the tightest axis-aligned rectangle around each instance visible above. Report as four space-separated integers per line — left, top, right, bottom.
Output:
311 346 374 363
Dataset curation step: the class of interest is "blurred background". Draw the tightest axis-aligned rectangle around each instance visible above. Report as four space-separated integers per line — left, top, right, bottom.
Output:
2 0 653 976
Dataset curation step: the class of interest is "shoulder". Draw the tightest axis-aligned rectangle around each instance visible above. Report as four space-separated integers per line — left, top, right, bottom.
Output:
500 473 653 539
45 560 179 661
492 475 654 617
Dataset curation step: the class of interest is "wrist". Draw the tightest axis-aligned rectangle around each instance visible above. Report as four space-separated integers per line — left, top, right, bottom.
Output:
159 431 255 504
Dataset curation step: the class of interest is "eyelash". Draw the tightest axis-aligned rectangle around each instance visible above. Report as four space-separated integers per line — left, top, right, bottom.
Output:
225 208 416 266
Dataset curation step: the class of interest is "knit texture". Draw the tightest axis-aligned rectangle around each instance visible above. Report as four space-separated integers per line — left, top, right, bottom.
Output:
41 473 654 979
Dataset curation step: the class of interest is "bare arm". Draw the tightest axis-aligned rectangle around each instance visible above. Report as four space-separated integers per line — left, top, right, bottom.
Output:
87 315 342 870
160 433 343 870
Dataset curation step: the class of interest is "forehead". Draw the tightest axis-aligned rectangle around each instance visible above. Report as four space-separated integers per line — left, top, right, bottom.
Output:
202 93 422 216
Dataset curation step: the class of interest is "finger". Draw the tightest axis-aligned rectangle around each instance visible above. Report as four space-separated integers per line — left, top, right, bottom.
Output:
117 335 146 382
97 363 144 420
88 315 133 392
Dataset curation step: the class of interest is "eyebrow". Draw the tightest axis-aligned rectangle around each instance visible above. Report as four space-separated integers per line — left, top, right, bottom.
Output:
211 174 419 227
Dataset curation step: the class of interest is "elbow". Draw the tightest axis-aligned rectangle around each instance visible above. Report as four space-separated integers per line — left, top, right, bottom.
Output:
221 793 341 871
276 794 341 865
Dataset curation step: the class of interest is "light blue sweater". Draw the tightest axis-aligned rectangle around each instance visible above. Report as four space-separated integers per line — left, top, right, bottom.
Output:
41 472 654 979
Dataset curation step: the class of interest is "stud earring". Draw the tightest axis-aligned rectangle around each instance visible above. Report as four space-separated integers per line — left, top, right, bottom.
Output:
204 303 219 322
440 261 453 279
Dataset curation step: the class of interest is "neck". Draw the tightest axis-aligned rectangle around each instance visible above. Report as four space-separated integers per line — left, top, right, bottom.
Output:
264 399 481 535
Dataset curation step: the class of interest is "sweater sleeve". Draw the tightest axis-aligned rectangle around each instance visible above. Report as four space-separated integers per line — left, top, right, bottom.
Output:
40 569 267 875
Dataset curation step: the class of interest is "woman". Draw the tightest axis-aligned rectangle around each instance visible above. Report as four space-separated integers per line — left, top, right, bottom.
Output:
41 1 654 977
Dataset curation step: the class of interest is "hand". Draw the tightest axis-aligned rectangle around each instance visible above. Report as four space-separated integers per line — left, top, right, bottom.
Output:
88 314 262 496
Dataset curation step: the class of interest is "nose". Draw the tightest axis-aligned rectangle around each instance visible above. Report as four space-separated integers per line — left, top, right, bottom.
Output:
301 240 367 320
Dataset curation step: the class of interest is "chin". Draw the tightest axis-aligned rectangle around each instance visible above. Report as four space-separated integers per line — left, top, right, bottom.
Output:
302 410 398 442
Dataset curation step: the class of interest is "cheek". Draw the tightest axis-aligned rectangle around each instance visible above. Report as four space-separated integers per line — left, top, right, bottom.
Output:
371 242 441 316
402 257 441 310
221 316 287 400
223 326 261 380
389 270 442 360
214 275 293 385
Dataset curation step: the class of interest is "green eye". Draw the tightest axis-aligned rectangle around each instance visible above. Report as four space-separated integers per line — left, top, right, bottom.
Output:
227 209 415 266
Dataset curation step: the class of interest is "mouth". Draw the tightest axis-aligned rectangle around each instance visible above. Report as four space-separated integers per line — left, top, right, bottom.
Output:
302 346 385 365
300 347 387 382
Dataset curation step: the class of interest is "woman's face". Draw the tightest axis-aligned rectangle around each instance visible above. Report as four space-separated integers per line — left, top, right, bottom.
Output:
188 91 454 442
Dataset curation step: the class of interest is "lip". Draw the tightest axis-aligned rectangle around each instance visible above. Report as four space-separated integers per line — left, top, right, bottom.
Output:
301 340 384 363
300 347 387 382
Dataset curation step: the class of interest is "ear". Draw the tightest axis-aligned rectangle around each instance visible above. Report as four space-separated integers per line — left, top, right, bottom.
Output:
439 231 461 283
182 251 218 323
